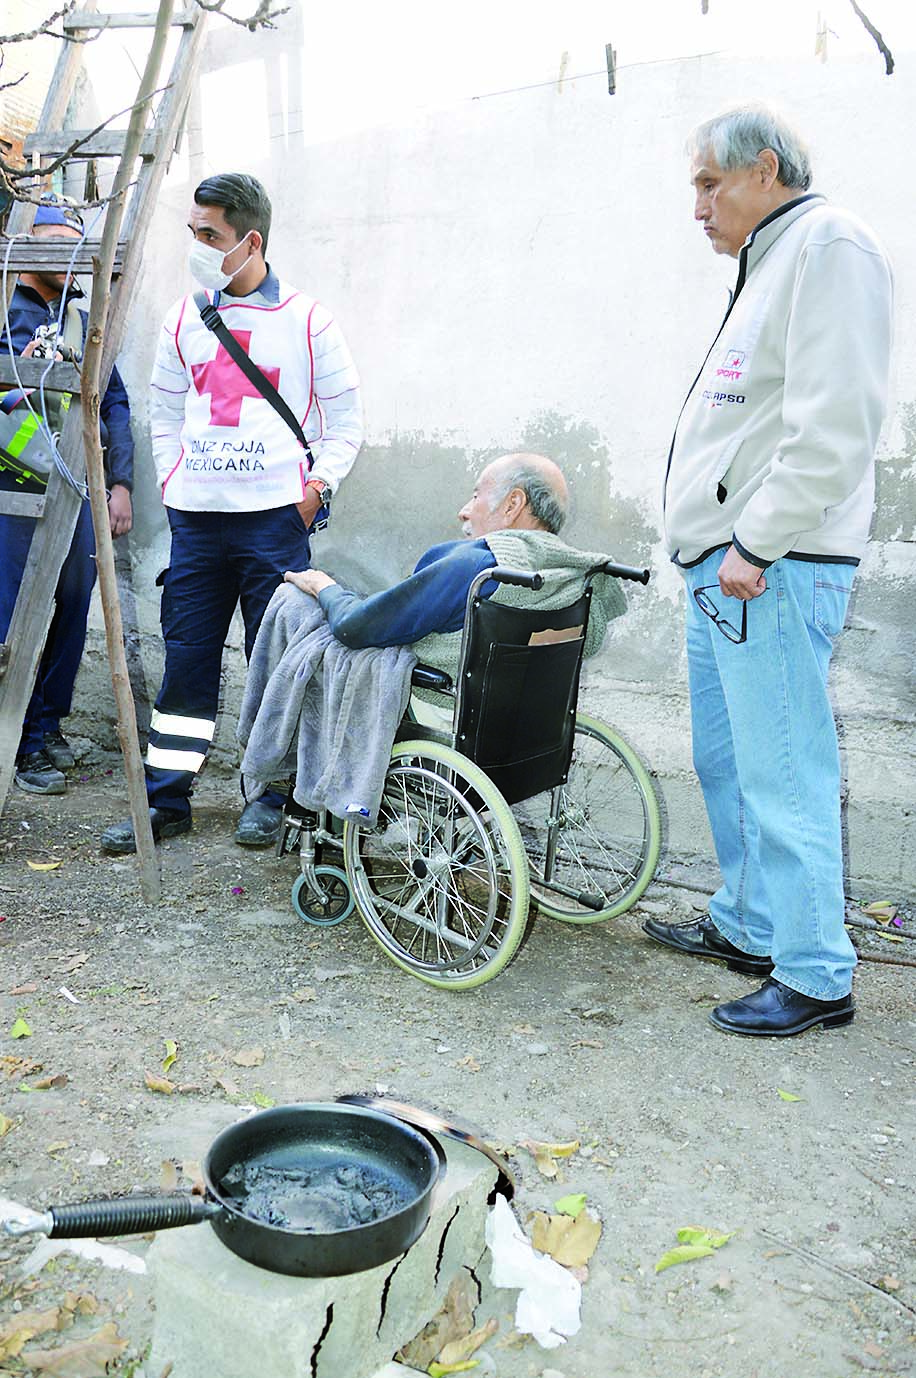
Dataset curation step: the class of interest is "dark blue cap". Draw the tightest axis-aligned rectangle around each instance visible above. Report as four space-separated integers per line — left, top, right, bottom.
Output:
33 198 84 232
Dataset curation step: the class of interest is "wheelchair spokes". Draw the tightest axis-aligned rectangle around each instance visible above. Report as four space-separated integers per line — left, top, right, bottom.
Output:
513 714 662 923
343 743 530 989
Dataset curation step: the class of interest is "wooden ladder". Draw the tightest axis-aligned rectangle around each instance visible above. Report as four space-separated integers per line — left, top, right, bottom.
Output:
0 0 206 813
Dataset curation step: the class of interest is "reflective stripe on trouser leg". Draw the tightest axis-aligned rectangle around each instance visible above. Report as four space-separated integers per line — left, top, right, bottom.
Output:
145 709 215 774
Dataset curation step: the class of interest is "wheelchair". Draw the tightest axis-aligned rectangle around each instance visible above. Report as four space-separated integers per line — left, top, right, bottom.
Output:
277 559 662 989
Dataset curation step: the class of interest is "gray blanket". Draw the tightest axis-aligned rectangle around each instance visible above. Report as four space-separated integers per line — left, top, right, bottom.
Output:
238 584 417 825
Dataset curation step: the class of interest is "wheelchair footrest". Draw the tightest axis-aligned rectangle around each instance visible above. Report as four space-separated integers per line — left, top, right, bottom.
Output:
536 876 605 910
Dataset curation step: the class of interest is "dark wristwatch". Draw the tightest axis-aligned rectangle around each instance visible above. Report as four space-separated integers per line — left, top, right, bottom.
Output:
306 478 332 508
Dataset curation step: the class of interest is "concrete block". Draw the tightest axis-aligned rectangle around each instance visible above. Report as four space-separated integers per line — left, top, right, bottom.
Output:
147 1136 497 1378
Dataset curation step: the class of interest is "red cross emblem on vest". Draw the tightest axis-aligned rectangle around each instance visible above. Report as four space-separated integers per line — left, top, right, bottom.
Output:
191 330 280 427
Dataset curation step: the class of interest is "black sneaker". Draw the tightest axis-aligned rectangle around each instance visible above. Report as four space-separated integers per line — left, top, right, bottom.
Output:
43 729 76 771
101 807 192 855
15 749 67 795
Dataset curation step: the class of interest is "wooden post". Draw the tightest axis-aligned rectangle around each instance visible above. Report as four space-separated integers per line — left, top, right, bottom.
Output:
80 0 176 904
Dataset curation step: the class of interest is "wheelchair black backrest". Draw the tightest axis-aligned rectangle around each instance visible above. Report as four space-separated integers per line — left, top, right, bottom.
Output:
453 587 592 807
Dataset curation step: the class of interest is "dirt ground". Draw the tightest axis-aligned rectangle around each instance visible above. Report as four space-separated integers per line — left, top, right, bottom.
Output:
0 755 914 1378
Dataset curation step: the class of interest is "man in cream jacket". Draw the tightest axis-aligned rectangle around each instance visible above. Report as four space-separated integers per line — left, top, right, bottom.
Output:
645 105 893 1037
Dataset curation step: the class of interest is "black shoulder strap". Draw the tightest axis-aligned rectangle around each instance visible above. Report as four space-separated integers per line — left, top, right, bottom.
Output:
193 291 313 469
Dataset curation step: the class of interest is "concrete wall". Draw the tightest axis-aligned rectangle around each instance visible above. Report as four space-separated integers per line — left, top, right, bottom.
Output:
72 14 916 892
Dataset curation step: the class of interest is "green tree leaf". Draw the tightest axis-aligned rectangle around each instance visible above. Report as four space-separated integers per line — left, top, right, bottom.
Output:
554 1192 587 1219
675 1226 735 1249
655 1243 716 1272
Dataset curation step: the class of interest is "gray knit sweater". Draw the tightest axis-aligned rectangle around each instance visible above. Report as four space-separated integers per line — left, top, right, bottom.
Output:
412 528 627 684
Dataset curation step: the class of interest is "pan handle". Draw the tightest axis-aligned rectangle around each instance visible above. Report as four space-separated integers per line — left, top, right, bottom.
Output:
3 1194 221 1240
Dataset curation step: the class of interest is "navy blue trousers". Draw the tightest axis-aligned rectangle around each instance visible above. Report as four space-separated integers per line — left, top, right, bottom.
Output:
146 505 311 815
0 493 96 758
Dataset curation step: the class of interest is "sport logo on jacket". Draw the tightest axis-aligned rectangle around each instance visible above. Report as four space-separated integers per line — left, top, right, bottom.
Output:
716 348 746 382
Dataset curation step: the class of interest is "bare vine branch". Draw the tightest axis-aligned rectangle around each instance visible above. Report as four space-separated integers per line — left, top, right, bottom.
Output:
848 0 895 74
193 0 289 32
0 4 75 45
0 3 101 47
0 68 28 95
3 82 171 182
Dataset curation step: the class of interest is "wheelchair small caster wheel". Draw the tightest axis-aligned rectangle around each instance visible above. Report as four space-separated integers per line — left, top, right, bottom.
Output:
291 867 354 927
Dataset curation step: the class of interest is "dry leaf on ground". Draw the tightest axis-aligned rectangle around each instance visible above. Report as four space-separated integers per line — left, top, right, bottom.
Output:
60 953 89 974
232 1047 265 1068
10 982 38 995
437 1316 499 1365
862 902 897 922
20 1321 127 1375
144 1071 176 1095
397 1270 478 1369
0 1112 16 1138
530 1208 602 1268
0 1296 98 1365
1 1054 41 1079
30 1073 69 1091
519 1138 580 1179
0 1305 61 1362
26 860 63 872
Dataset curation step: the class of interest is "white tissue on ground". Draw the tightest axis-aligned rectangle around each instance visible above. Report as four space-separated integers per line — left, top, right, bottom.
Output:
485 1194 581 1349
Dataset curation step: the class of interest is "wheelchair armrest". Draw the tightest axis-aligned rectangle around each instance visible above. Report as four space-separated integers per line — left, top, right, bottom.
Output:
411 663 453 692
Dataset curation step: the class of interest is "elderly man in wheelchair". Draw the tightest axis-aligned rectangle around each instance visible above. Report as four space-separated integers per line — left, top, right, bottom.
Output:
238 452 660 989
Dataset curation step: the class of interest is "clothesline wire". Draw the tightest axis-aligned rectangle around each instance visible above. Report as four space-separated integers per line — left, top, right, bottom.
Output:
470 47 725 101
181 45 729 156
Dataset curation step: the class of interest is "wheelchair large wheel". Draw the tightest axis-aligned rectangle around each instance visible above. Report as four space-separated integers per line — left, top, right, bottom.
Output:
513 712 662 923
342 741 530 990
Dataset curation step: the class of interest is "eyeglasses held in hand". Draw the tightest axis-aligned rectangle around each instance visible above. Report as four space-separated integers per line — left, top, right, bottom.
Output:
694 585 748 644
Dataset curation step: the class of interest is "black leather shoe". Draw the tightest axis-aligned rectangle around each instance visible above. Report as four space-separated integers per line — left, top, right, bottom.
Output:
709 978 854 1037
642 914 774 976
15 749 66 795
234 799 282 848
101 807 192 855
43 730 76 771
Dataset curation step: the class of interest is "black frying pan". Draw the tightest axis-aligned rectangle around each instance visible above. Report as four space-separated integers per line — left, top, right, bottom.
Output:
3 1103 442 1277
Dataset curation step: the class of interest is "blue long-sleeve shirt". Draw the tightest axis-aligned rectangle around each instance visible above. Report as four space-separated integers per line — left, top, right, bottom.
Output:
1 283 134 491
317 539 499 649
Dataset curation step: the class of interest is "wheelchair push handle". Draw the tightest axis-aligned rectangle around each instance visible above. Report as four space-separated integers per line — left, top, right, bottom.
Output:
489 566 544 591
590 561 651 585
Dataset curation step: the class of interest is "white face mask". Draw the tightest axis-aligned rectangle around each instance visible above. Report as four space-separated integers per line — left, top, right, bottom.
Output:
188 231 253 291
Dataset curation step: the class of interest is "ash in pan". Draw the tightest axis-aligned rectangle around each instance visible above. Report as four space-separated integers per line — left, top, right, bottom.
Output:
219 1160 409 1231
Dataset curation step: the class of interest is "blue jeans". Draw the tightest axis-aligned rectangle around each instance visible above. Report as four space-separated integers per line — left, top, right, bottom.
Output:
682 549 857 1000
145 505 311 815
0 493 96 757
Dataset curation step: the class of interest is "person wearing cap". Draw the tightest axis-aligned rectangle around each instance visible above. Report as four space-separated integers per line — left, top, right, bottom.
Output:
100 172 362 856
0 194 135 795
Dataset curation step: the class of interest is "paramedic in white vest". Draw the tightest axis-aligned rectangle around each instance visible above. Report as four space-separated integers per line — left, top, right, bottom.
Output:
102 173 362 853
644 106 893 1037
